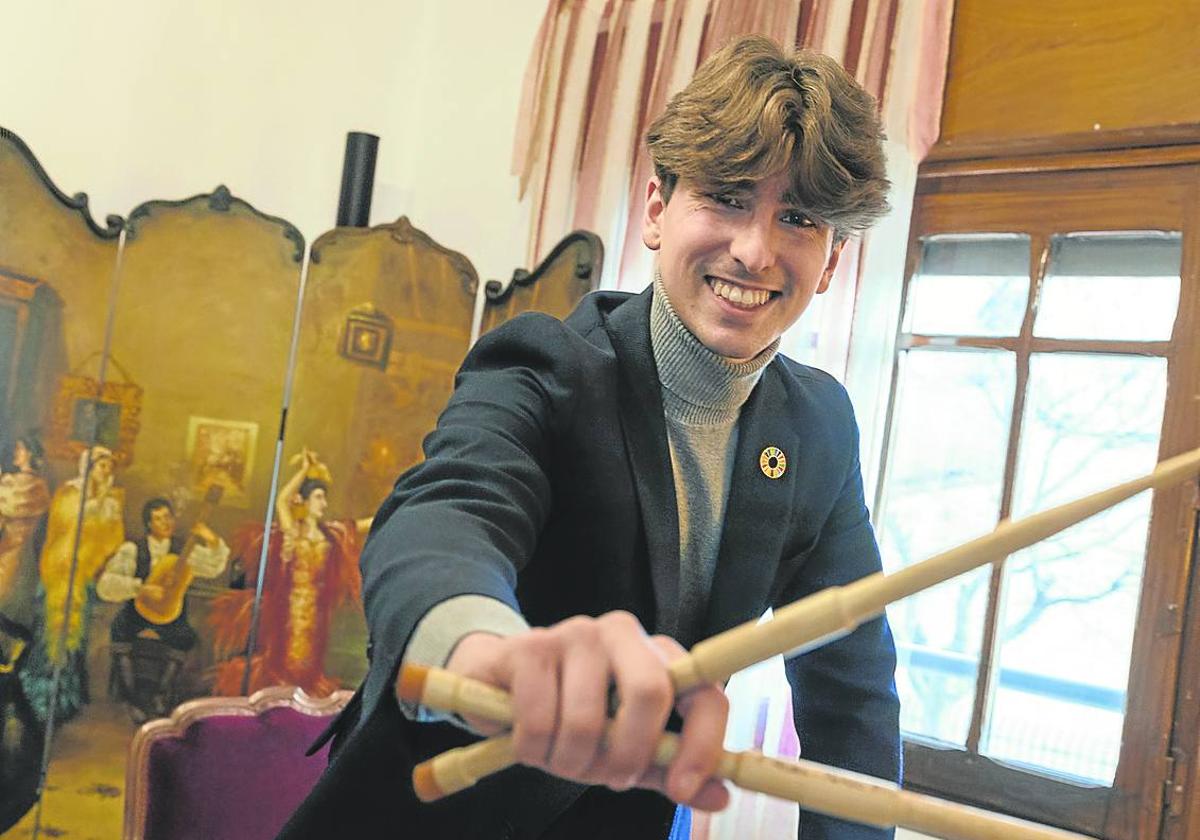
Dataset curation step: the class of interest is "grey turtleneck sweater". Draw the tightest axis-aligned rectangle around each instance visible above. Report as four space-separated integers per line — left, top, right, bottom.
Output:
400 278 777 716
649 275 777 642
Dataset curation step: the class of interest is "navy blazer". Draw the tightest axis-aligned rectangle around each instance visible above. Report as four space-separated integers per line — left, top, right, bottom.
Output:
279 288 899 840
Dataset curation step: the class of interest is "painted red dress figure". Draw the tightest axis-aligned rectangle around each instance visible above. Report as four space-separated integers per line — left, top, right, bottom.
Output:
210 450 365 697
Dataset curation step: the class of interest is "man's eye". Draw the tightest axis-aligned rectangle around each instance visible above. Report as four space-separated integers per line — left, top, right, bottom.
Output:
708 193 745 209
781 210 816 228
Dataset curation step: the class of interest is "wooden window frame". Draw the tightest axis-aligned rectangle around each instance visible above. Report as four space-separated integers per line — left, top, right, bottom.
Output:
878 150 1200 840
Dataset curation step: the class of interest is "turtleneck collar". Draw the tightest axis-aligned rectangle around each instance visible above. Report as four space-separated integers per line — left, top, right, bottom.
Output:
650 272 778 425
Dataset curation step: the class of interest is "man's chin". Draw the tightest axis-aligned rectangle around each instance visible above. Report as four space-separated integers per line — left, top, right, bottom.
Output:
699 333 768 363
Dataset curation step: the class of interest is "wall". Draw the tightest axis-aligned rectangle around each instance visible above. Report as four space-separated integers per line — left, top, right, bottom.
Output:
2 0 545 284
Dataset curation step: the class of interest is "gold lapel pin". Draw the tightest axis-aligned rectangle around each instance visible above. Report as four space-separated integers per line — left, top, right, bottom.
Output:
759 446 786 479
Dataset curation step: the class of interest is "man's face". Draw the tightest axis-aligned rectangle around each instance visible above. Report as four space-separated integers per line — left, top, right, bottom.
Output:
148 506 175 540
642 172 844 361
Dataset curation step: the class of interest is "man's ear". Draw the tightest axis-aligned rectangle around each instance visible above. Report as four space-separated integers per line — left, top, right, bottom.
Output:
642 177 665 251
816 239 846 295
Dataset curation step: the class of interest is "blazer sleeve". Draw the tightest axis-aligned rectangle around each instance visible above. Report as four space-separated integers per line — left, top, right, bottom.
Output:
356 313 580 721
777 393 901 840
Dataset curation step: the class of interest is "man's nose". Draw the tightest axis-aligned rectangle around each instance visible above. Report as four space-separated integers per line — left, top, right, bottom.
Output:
729 216 778 275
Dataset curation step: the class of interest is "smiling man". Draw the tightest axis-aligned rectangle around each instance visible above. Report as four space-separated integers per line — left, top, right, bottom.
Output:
281 35 899 840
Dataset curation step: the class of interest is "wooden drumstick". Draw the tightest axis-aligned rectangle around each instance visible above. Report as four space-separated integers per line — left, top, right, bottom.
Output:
673 444 1200 691
403 666 1094 840
405 446 1200 824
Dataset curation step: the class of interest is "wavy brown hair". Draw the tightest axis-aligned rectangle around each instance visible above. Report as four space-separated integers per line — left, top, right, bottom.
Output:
646 35 890 238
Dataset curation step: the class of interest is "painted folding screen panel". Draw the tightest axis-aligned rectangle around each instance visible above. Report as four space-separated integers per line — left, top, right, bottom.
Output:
0 129 125 837
479 229 602 337
107 188 303 708
276 216 478 690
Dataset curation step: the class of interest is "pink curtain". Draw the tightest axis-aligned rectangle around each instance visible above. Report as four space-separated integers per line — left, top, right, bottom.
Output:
511 3 955 835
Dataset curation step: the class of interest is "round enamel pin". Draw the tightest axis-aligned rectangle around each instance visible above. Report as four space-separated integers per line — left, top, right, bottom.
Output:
760 446 787 479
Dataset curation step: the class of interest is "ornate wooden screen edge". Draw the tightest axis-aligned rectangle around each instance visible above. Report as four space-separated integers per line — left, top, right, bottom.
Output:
0 126 124 238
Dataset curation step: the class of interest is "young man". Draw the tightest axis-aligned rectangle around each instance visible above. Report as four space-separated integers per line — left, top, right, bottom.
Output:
98 497 228 719
282 35 899 839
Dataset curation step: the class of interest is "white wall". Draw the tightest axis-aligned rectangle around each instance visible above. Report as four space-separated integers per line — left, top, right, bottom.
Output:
3 0 545 283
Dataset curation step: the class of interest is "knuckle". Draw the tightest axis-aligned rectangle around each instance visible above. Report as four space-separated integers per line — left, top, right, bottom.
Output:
557 615 599 645
603 610 640 630
624 673 672 712
518 628 557 660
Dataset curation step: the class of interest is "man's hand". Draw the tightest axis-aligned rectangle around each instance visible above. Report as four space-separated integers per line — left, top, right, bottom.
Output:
139 583 165 600
191 523 218 546
442 611 729 811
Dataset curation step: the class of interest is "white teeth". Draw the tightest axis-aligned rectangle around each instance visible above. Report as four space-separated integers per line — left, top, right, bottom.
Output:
709 279 770 308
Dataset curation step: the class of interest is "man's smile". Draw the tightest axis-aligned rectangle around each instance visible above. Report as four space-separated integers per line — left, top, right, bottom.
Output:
705 275 779 310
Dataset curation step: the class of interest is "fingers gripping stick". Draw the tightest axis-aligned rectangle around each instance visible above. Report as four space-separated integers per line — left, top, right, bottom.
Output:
403 666 1096 840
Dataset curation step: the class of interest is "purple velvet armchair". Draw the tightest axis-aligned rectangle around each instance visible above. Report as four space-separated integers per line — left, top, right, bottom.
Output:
124 685 353 840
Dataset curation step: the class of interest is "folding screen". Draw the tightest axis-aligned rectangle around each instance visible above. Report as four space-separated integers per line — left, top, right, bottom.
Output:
0 128 601 838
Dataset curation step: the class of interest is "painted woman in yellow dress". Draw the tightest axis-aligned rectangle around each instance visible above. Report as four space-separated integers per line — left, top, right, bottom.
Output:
20 446 124 722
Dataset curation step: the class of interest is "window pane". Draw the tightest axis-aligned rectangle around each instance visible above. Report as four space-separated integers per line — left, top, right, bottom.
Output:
1035 232 1182 341
983 353 1168 783
904 234 1030 337
877 349 1015 745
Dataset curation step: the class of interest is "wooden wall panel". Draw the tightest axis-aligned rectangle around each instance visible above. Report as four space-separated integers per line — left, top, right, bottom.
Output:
937 0 1200 157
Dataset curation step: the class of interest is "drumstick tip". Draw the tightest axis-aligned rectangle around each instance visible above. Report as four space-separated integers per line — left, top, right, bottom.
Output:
412 761 444 802
397 663 431 703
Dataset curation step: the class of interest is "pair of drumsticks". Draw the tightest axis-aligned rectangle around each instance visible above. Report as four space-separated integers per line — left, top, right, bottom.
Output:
396 446 1200 840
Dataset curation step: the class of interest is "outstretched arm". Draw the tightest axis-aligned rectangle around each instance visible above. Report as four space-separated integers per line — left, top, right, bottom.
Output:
362 314 730 812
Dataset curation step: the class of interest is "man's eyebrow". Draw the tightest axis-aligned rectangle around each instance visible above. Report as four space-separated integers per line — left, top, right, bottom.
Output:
698 179 754 194
780 190 806 206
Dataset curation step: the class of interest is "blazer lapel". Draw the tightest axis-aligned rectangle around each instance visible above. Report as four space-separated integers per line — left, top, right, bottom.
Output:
604 289 682 637
700 362 801 644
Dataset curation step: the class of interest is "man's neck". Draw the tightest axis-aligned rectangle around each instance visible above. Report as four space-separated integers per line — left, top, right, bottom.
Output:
649 273 777 425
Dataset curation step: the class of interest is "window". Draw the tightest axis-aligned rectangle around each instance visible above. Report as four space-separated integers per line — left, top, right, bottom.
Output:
874 162 1200 839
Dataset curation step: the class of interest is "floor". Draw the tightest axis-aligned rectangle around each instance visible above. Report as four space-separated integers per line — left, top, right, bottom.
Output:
3 701 136 840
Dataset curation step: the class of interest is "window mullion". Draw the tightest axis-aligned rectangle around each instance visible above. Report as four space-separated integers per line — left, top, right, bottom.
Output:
966 234 1050 753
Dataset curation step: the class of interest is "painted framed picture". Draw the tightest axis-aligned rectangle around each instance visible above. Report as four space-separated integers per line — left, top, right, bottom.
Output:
339 305 393 369
47 373 143 466
185 416 258 508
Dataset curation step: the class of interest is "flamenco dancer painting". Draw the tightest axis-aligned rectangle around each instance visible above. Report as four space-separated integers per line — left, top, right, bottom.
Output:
210 449 368 696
